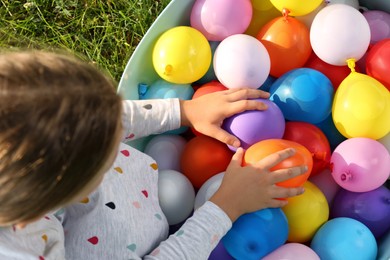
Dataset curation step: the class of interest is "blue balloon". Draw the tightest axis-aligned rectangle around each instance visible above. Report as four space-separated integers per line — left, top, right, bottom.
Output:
222 208 288 260
315 114 346 151
311 217 377 260
258 75 276 92
270 68 334 124
378 228 390 260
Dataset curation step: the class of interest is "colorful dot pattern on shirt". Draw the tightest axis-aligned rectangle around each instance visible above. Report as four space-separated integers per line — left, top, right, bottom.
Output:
67 144 168 253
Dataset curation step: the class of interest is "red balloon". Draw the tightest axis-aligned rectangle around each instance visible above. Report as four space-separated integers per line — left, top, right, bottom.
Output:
244 139 313 188
283 122 331 176
366 39 390 91
180 135 233 189
192 80 228 99
305 52 352 90
257 16 311 77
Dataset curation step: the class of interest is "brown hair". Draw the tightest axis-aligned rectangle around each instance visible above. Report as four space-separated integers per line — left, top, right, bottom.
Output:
0 51 122 225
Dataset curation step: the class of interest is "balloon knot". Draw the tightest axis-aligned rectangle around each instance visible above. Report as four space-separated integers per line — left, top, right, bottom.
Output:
164 64 173 75
346 58 356 73
138 83 149 98
282 8 290 20
340 172 352 181
314 151 327 161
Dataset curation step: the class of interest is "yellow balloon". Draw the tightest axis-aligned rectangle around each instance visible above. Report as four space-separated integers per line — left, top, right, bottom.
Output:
282 181 329 243
152 26 211 84
245 2 280 37
332 72 390 139
270 0 323 16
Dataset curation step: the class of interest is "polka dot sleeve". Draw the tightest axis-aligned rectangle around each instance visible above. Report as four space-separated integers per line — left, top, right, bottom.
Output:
121 99 181 142
145 201 232 260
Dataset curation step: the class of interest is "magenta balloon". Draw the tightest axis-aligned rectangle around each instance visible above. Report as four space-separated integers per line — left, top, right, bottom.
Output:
363 10 390 44
331 137 390 192
190 0 252 41
263 243 320 260
221 99 285 150
331 186 390 238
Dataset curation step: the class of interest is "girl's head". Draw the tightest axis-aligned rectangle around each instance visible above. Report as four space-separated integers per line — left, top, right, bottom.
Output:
0 51 123 226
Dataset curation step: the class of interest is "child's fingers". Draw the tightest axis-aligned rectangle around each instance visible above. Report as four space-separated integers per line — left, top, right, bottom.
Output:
266 199 289 208
206 125 241 148
270 165 308 184
224 88 270 101
229 147 244 167
226 100 268 115
254 148 296 170
270 186 305 200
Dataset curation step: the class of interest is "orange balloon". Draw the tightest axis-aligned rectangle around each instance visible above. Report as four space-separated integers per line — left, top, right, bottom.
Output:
244 139 313 187
180 135 233 189
257 16 311 77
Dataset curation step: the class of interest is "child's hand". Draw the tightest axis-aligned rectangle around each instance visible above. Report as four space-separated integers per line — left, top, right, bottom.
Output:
180 88 270 148
210 147 307 222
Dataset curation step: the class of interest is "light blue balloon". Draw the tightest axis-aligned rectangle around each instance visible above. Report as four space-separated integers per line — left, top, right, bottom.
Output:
139 79 194 100
311 217 377 260
222 208 288 260
378 228 390 260
270 68 334 124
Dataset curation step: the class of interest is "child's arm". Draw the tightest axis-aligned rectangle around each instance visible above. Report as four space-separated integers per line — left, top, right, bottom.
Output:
121 98 181 141
0 214 65 259
121 88 269 143
144 147 306 260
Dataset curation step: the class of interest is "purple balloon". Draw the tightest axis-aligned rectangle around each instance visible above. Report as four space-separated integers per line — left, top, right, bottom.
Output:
222 99 285 150
331 186 390 238
363 10 390 44
209 241 234 260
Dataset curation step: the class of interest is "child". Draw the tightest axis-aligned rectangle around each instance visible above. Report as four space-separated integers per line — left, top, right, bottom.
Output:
0 51 306 259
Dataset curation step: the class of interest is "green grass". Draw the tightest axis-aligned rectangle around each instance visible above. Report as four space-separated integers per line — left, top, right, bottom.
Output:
0 0 171 82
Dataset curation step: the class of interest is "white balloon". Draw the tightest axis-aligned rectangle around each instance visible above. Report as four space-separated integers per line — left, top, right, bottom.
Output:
144 134 186 171
158 169 195 225
214 34 270 89
194 172 224 210
310 4 371 65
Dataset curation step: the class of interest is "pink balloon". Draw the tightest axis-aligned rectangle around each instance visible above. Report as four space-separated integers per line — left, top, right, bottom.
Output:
263 243 320 260
309 168 341 207
190 0 252 41
331 137 390 192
